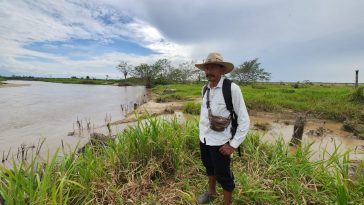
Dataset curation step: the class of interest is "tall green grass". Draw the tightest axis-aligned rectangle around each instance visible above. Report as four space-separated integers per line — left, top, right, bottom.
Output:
182 102 201 115
1 117 363 204
349 87 364 103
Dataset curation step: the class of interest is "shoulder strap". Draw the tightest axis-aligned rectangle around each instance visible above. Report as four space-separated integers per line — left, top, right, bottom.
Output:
202 84 208 98
222 79 233 112
222 78 241 156
222 79 239 135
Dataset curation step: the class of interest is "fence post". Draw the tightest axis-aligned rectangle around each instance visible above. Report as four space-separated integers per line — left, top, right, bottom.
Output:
289 115 306 146
355 70 359 88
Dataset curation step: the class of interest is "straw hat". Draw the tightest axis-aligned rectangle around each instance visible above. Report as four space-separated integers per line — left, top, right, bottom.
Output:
195 52 234 74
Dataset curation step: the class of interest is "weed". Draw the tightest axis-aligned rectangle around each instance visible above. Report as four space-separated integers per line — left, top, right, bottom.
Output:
183 102 201 115
349 87 364 103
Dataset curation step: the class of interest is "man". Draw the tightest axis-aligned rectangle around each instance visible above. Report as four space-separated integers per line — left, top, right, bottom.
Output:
195 52 250 204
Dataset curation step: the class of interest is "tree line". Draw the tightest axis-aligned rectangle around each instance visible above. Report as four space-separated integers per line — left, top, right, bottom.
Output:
117 58 271 87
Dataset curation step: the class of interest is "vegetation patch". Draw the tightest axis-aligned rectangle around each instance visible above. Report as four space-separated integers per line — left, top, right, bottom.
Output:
182 102 201 115
349 87 364 103
1 117 363 204
251 84 268 89
253 122 271 131
156 94 185 103
280 88 296 93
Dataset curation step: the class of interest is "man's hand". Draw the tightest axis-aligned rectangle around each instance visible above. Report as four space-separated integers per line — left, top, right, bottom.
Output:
219 144 235 156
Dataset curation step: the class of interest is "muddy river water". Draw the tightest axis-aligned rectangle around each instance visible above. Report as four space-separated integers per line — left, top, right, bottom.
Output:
250 111 364 161
0 80 146 165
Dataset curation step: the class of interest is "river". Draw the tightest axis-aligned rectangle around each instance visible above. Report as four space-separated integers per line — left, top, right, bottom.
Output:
0 80 146 164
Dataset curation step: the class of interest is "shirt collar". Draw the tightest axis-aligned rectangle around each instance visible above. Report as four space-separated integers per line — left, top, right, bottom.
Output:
207 76 224 89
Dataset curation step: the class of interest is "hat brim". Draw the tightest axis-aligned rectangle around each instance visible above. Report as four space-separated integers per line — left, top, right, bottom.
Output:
195 62 234 74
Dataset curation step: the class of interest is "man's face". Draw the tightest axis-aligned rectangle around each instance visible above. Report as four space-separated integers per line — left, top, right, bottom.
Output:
203 64 224 82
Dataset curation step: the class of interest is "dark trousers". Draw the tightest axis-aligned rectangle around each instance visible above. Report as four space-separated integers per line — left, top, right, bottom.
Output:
199 141 235 192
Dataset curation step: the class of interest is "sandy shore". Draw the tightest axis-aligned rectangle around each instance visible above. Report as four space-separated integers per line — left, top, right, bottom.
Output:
112 89 185 125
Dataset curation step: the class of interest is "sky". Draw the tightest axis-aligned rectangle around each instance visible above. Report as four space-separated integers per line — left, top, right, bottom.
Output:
0 0 363 82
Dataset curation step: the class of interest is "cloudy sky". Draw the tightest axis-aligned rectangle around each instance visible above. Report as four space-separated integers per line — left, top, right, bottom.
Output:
0 0 363 82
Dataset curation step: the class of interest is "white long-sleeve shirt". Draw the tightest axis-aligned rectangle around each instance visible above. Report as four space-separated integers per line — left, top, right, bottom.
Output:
199 77 250 148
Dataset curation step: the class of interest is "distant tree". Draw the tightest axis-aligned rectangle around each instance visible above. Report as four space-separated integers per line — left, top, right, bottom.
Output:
105 75 109 80
116 61 133 79
230 58 271 84
175 60 199 83
159 60 200 83
133 63 163 88
153 59 173 83
86 76 90 80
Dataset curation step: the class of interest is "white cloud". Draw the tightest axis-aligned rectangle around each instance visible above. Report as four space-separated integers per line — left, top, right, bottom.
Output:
0 0 193 78
0 0 363 82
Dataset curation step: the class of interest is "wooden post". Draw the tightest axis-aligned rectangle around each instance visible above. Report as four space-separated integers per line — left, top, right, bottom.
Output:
355 70 359 88
290 116 306 146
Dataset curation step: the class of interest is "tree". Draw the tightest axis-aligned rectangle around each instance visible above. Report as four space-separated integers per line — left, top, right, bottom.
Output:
116 61 133 79
230 58 271 84
175 60 200 83
133 63 163 88
154 58 173 83
158 60 200 83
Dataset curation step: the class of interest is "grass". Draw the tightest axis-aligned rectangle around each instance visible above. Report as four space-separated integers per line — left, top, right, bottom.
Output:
0 77 5 84
153 82 364 122
1 116 364 204
349 87 364 104
182 102 201 115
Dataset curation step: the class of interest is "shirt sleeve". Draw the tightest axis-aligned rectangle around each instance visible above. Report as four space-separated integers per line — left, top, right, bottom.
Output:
229 83 250 149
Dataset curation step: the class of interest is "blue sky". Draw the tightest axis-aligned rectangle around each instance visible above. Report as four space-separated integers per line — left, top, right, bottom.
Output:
0 0 363 82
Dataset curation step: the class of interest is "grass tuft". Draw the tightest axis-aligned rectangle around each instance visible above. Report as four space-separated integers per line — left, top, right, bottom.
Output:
182 102 201 115
349 87 364 103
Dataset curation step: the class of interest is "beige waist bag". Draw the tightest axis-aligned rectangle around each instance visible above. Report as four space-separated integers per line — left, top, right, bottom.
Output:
206 88 231 132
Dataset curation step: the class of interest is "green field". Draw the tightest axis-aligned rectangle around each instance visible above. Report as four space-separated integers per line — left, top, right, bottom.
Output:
153 83 364 122
1 117 363 204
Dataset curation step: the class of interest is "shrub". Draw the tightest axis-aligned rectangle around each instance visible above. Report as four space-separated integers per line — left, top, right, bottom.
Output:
251 84 268 89
156 94 183 102
291 81 300 88
182 102 201 115
349 87 364 103
280 89 296 93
